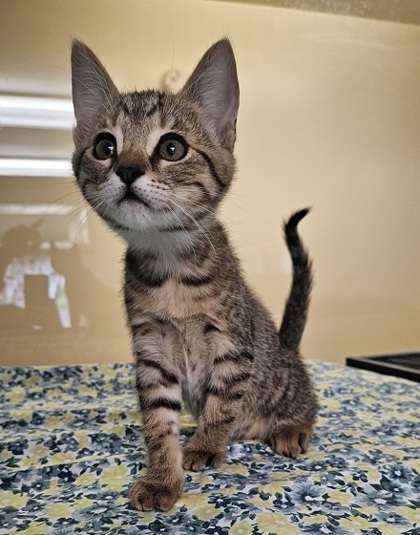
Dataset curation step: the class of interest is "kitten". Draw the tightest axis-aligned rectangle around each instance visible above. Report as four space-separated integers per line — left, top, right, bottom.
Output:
71 39 317 512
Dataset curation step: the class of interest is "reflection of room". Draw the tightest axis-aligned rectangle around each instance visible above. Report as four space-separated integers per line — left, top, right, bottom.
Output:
0 91 129 363
0 206 90 330
0 96 88 331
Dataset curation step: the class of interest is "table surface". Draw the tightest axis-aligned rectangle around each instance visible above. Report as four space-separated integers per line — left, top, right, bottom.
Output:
0 359 419 534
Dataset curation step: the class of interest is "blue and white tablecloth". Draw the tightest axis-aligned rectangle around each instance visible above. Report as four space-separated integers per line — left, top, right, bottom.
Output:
0 360 419 534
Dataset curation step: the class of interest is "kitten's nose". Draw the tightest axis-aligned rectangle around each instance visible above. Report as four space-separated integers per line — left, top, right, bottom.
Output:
116 164 144 186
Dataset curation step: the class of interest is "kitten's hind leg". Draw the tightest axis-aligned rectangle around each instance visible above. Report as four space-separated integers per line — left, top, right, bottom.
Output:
183 344 253 471
268 423 313 459
182 393 245 471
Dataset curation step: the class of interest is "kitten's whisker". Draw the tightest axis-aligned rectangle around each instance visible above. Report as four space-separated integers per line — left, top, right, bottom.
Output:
60 199 96 238
169 192 217 217
51 190 84 205
165 207 197 260
168 193 240 228
69 193 108 243
89 197 114 227
167 198 219 263
166 193 218 240
173 186 250 216
72 207 92 243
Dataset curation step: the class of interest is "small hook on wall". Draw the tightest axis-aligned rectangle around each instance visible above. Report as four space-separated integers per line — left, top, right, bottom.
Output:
161 69 187 93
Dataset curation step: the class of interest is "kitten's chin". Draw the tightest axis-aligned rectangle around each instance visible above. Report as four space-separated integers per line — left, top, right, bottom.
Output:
117 189 154 209
93 197 152 233
105 200 176 234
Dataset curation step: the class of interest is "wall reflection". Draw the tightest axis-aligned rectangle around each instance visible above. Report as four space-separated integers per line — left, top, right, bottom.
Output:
0 221 124 333
1 0 420 366
0 193 130 365
0 220 68 329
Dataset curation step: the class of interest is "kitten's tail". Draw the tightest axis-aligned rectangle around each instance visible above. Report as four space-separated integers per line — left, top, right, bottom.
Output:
279 208 313 352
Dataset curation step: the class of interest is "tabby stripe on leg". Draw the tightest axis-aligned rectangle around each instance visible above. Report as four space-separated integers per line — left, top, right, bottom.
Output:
204 322 221 334
224 371 251 386
213 350 253 365
137 356 179 385
206 385 245 401
140 397 182 411
146 426 177 448
206 415 236 428
135 377 159 391
207 371 251 393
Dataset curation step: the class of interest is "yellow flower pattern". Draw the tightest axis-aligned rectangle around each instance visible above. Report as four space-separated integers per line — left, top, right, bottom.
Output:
46 502 72 519
230 519 254 535
101 464 130 491
0 360 418 533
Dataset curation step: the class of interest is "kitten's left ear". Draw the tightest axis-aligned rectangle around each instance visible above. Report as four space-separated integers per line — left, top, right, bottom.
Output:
180 39 240 152
71 40 119 141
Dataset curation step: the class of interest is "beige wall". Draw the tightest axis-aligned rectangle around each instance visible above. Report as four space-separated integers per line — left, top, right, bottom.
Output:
1 0 419 365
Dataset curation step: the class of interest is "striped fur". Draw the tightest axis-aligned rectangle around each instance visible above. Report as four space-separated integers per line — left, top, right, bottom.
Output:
71 39 317 511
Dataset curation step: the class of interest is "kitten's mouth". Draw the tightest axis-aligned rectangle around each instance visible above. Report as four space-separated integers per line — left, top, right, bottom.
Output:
118 189 151 209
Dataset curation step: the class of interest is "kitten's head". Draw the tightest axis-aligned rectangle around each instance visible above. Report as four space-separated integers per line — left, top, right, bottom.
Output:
71 39 239 235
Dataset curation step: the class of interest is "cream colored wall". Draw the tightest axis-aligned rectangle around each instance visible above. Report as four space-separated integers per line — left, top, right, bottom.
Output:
1 0 419 365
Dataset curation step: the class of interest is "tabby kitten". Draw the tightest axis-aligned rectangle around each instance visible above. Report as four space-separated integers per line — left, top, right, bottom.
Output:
71 39 317 511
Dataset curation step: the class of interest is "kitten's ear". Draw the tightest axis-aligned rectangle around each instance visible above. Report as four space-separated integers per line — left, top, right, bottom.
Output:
180 39 240 151
71 41 119 139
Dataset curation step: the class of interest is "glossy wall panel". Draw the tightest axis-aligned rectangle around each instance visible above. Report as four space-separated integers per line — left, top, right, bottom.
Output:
0 0 419 365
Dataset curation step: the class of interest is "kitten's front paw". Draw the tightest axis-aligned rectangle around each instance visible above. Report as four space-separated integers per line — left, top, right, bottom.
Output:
129 478 183 511
182 446 225 471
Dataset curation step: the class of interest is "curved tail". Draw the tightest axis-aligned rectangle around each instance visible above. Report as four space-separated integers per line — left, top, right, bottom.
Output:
279 208 313 352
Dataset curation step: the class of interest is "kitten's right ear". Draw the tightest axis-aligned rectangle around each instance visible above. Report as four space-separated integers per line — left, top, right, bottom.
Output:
180 39 240 152
71 41 119 139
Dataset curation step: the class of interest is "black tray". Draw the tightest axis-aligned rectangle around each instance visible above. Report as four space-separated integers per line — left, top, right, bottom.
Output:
346 353 420 382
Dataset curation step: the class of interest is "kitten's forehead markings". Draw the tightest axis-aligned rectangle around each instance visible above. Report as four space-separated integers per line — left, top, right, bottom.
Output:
145 96 160 119
146 127 170 156
113 113 125 153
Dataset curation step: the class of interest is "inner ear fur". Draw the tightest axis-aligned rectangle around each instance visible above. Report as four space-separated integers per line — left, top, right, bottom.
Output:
71 40 120 141
180 39 240 152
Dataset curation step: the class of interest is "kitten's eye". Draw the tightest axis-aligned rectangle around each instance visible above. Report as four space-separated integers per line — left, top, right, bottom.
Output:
94 133 117 160
158 135 188 162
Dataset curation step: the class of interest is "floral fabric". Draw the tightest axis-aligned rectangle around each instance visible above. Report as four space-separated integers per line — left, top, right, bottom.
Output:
0 360 419 534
